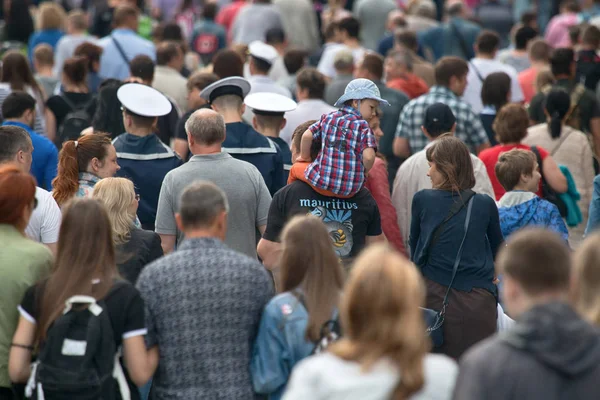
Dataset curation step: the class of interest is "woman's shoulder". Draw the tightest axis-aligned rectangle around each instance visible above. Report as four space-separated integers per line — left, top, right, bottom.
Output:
265 292 305 318
413 354 458 400
473 192 496 206
129 228 160 243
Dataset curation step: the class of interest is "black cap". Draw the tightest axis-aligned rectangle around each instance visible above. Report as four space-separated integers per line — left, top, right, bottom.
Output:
423 103 456 136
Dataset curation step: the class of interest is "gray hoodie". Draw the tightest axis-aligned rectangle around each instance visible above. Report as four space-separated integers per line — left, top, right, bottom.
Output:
453 302 600 400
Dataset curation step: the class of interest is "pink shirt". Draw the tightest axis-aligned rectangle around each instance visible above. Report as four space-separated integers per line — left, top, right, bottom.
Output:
545 13 579 48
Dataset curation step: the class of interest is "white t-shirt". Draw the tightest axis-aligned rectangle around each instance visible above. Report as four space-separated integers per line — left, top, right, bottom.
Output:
25 187 61 244
317 44 366 79
462 57 524 114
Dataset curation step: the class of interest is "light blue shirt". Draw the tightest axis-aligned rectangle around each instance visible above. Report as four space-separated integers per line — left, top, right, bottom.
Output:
97 28 155 80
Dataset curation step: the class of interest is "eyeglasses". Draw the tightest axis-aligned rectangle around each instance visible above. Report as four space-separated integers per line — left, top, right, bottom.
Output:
135 194 140 201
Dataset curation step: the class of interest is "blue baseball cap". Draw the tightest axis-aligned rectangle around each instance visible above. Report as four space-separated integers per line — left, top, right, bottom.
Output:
334 78 391 108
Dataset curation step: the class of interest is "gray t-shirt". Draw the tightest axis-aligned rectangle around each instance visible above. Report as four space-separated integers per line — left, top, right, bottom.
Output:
155 152 271 259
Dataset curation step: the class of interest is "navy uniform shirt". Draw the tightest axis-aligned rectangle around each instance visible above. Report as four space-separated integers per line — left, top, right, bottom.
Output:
113 133 183 230
223 122 285 195
270 136 292 182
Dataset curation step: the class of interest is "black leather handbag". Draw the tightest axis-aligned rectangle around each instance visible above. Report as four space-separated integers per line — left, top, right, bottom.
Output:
421 191 475 348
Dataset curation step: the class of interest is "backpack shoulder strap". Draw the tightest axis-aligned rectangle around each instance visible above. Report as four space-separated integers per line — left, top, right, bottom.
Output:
571 83 586 107
449 21 473 60
59 93 77 111
111 35 130 66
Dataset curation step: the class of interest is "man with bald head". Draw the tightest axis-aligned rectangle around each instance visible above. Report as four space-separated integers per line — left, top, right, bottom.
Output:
155 108 272 258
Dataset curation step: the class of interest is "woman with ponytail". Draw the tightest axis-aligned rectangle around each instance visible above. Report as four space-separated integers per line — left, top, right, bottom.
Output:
47 56 97 143
52 134 119 207
524 88 594 246
283 244 458 400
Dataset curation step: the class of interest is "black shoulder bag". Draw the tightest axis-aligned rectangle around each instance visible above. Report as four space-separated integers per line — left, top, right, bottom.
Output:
421 190 475 348
111 35 130 66
530 146 568 217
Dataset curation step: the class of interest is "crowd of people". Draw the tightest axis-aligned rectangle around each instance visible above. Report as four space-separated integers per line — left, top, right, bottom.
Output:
3 0 600 399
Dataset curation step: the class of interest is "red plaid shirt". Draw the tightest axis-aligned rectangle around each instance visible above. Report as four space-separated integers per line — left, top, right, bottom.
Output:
305 106 377 196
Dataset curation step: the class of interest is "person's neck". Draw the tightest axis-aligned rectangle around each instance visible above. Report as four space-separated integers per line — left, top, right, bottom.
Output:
531 60 548 70
220 111 243 124
36 66 54 77
511 184 533 192
257 127 280 138
343 39 360 49
554 74 572 81
68 30 86 36
512 49 527 56
63 82 88 93
182 229 220 240
190 143 222 155
512 292 568 319
335 69 353 77
476 53 495 60
127 127 154 137
5 117 31 126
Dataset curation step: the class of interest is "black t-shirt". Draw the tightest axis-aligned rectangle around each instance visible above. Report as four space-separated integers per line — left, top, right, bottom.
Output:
577 49 600 92
46 92 97 133
263 181 382 261
20 279 145 348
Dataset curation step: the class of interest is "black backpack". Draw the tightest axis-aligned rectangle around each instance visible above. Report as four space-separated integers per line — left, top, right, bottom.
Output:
312 318 342 355
56 94 93 146
25 291 130 400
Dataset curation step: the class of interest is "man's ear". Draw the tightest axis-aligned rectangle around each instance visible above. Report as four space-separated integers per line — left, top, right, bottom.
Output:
280 118 287 131
252 116 259 130
421 126 432 141
175 213 184 232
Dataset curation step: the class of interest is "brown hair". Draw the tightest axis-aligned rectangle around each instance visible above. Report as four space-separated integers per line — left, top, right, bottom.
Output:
156 41 180 66
493 104 530 144
113 4 138 27
359 53 384 80
495 149 536 191
74 42 103 73
528 39 552 63
186 72 219 93
0 164 36 226
296 67 327 99
36 198 117 342
1 51 44 102
535 67 555 93
476 30 501 54
331 244 428 399
425 135 475 192
283 49 308 75
582 24 600 48
63 57 88 85
37 2 66 31
212 49 245 79
497 228 570 296
395 29 418 51
291 120 319 160
573 233 600 325
52 135 113 206
33 44 54 66
279 216 345 341
434 57 469 87
481 72 511 110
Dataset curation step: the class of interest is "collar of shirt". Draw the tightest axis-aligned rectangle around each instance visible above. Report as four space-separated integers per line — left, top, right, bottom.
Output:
178 236 225 252
79 172 100 187
428 85 458 100
0 224 23 239
188 152 233 163
249 75 275 84
111 28 138 36
339 105 361 117
155 65 182 77
481 105 496 115
2 121 35 135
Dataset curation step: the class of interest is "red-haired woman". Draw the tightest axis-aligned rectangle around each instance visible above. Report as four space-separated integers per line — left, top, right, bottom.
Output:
0 164 53 398
51 134 120 208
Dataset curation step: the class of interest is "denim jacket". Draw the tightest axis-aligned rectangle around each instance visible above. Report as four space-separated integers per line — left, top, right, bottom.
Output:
250 292 317 400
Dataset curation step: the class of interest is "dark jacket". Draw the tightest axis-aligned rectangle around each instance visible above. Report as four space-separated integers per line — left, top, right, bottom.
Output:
116 228 163 285
453 302 600 400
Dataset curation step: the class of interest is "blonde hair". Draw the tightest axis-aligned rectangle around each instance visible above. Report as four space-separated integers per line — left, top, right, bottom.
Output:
279 215 345 342
331 244 428 399
92 178 136 245
572 233 600 326
37 2 67 31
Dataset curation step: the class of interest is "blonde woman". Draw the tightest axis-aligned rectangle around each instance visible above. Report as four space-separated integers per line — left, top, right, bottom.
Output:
572 233 600 326
251 215 345 400
28 2 66 63
283 245 457 400
93 177 163 284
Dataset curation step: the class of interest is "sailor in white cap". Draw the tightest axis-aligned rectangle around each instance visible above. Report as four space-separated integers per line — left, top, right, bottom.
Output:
201 77 286 195
244 92 297 180
112 83 183 230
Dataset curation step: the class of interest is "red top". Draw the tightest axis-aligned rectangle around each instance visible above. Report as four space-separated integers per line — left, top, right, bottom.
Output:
479 143 548 200
387 74 429 99
365 158 407 256
216 1 246 41
518 67 538 105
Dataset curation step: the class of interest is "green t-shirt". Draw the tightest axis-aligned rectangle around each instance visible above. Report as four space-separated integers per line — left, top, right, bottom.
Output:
0 225 52 388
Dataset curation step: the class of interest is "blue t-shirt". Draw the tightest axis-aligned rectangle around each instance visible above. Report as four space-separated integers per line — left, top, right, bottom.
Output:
2 121 58 190
410 189 503 294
